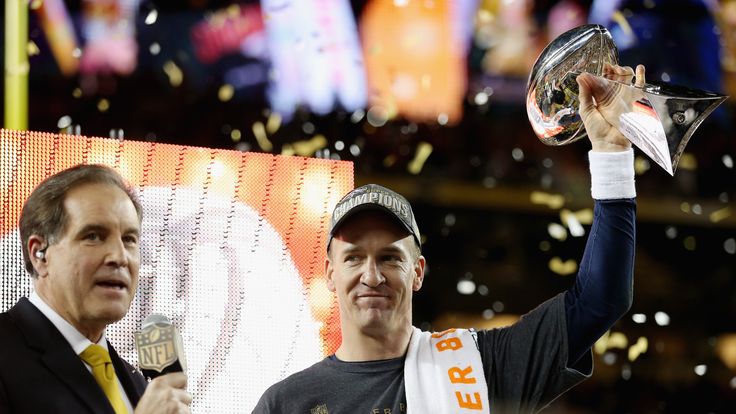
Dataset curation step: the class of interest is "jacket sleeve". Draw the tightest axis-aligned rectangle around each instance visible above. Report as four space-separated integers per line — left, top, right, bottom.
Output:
564 149 637 366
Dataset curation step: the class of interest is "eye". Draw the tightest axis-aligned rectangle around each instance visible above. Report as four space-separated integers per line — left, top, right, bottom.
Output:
344 254 360 263
83 232 101 241
381 255 402 263
123 235 139 245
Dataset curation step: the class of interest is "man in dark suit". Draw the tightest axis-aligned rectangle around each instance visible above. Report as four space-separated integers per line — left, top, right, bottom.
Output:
0 164 191 414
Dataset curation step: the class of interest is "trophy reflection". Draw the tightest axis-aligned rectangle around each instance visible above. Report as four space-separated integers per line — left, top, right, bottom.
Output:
526 24 727 175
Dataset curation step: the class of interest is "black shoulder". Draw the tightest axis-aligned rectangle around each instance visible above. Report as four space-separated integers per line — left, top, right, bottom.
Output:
253 358 331 411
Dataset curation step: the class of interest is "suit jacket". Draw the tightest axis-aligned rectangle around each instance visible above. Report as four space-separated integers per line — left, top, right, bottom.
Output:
0 297 147 413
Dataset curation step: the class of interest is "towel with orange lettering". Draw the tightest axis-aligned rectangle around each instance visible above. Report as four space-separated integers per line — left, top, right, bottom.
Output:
404 327 490 414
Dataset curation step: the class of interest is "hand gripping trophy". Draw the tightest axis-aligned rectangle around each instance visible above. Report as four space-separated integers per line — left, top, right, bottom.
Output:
526 24 727 175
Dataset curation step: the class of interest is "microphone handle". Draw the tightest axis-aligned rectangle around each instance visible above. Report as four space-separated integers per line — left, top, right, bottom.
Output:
141 360 184 380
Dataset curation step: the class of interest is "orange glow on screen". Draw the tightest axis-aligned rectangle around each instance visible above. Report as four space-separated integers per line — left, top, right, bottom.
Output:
360 0 466 124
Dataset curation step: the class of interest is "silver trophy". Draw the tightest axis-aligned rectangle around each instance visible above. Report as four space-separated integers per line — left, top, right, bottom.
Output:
526 24 727 175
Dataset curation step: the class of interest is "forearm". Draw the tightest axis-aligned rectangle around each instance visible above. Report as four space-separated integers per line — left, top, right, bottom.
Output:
565 149 636 365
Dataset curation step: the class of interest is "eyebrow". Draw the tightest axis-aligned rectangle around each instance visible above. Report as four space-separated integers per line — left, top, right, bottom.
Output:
378 246 405 256
340 245 364 256
75 224 140 237
75 224 107 236
340 245 407 257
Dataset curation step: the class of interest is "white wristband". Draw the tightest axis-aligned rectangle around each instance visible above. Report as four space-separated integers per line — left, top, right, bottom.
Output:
588 149 636 200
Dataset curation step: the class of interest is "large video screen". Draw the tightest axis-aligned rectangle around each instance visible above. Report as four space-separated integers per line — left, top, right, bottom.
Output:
0 129 353 411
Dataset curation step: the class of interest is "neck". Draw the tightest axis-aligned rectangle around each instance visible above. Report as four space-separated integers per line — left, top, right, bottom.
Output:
34 284 104 343
335 322 413 361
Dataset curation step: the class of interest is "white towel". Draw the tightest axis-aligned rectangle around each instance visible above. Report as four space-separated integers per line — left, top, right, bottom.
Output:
404 327 491 414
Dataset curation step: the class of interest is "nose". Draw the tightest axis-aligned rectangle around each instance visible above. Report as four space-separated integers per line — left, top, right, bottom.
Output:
360 256 385 288
105 237 129 268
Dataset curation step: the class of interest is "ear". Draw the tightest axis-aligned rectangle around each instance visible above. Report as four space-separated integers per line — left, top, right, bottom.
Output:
325 256 336 292
28 235 48 277
412 255 426 291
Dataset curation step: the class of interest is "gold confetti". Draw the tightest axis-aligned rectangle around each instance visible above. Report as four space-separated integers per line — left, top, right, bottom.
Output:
230 129 241 142
530 191 565 209
683 236 696 251
595 330 629 354
560 209 585 237
574 208 593 225
252 121 273 151
628 337 648 362
594 331 609 354
163 61 183 87
383 154 397 168
680 202 690 213
407 142 433 175
634 156 650 175
547 223 567 241
548 257 577 275
218 84 234 102
715 334 736 370
281 135 327 157
30 0 43 10
226 3 241 17
97 99 110 112
678 153 697 170
266 112 282 135
611 10 633 36
72 88 82 98
281 146 294 156
609 332 628 349
27 41 40 56
709 206 732 223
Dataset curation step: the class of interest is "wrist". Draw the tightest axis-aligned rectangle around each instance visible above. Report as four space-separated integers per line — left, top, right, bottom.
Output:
590 140 631 153
588 149 636 199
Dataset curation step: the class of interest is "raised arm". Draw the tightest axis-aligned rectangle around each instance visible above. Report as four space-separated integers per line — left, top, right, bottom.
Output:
564 65 645 365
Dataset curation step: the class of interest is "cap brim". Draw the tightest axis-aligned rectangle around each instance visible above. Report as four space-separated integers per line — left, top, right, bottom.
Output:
328 203 416 247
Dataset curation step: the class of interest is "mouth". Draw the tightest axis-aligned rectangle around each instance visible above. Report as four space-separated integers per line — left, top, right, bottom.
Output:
357 294 389 300
95 279 129 291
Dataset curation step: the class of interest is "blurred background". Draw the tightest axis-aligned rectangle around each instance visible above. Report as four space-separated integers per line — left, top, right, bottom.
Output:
2 0 736 412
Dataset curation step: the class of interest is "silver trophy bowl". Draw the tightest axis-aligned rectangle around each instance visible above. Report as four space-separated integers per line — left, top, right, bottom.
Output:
526 24 727 175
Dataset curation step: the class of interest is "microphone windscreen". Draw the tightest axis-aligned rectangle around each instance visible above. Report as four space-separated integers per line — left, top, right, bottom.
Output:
141 313 171 329
135 314 186 380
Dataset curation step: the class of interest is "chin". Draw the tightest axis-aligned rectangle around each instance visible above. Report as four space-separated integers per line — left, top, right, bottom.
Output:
358 312 392 331
95 304 130 324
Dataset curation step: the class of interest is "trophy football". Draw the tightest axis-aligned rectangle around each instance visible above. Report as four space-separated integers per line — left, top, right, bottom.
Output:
526 24 727 175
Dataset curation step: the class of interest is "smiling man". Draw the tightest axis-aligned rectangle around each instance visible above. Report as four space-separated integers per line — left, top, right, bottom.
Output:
253 65 644 414
0 164 191 414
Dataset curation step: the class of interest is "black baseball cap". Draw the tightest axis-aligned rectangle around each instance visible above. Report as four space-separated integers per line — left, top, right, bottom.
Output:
327 184 421 250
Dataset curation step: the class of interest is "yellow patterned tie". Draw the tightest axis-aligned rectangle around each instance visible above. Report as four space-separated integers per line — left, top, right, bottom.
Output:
79 344 129 414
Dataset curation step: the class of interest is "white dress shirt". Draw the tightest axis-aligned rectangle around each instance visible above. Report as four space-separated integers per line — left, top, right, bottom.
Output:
29 291 136 414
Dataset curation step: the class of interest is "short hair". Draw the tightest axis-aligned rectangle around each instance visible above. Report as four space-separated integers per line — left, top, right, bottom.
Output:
18 164 142 277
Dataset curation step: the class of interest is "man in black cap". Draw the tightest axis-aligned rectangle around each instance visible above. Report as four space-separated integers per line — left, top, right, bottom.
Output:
253 66 644 414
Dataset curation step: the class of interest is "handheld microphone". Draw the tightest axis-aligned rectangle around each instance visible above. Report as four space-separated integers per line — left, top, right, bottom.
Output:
134 314 187 380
